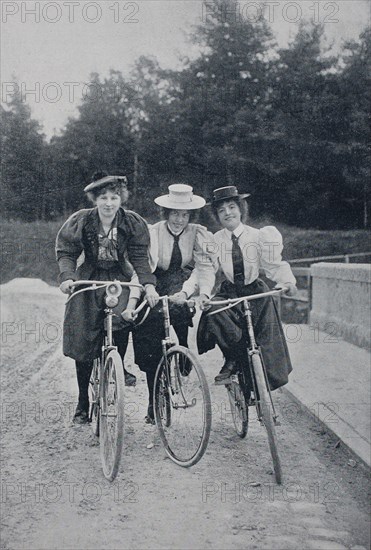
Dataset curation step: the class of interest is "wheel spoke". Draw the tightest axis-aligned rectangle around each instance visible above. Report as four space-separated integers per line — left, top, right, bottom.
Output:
154 346 211 467
99 351 125 481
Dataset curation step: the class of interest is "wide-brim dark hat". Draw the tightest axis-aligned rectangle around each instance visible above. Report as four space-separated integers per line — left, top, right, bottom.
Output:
84 175 129 193
207 186 250 205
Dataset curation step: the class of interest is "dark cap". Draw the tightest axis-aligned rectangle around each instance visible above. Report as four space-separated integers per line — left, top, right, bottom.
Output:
84 175 128 193
208 186 250 205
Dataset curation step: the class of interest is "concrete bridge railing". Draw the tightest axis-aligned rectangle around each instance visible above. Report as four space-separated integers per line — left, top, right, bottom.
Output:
310 263 371 350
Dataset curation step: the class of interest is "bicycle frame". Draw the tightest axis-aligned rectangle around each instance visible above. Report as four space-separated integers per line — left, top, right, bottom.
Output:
208 288 286 423
134 296 197 410
241 298 280 424
68 279 143 419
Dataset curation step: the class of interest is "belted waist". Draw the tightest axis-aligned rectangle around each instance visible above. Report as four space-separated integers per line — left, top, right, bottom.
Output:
96 260 119 270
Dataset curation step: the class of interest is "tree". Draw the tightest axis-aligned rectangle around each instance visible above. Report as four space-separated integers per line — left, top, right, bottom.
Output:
1 91 46 220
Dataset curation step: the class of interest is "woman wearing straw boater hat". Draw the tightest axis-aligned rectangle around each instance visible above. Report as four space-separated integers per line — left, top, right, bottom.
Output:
197 185 296 392
56 172 158 424
132 184 215 423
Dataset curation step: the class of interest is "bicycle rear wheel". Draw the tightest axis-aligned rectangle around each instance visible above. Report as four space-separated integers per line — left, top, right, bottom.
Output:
251 353 282 484
88 358 100 436
99 350 125 481
154 345 211 467
226 379 248 438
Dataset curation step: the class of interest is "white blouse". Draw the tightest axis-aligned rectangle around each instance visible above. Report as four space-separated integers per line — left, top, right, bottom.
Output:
149 221 216 297
213 224 296 287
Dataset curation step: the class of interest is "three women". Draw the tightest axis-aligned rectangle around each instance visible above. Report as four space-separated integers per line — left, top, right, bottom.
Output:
57 178 296 424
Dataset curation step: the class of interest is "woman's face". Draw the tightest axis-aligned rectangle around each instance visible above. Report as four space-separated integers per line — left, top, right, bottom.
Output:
167 209 190 234
216 200 242 231
95 189 122 219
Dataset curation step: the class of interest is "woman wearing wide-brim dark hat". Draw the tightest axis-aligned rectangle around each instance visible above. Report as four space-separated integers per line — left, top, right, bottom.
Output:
55 172 158 424
197 185 297 391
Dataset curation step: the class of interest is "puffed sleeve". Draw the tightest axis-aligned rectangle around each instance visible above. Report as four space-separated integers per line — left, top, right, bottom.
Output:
147 224 159 273
55 210 85 283
125 211 156 287
258 226 296 285
182 225 217 298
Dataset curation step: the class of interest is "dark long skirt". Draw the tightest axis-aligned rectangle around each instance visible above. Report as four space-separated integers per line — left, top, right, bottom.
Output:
132 267 194 374
63 264 132 362
197 279 292 390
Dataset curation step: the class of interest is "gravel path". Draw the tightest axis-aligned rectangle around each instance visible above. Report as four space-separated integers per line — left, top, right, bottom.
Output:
1 280 369 550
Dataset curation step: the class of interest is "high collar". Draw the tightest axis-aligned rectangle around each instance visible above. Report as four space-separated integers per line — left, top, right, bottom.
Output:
225 223 245 239
92 206 126 229
166 222 186 238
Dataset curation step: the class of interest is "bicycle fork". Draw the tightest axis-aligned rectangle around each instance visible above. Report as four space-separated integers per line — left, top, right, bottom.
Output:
160 297 195 409
242 299 280 425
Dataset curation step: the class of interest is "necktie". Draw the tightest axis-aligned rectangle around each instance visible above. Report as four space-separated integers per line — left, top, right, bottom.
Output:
232 233 245 287
167 228 183 271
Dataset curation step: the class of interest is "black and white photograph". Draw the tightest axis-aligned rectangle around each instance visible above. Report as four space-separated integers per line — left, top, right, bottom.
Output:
1 1 370 548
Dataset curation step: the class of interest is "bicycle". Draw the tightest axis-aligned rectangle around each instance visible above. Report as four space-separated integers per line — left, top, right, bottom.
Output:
207 288 287 484
67 280 142 481
133 295 212 467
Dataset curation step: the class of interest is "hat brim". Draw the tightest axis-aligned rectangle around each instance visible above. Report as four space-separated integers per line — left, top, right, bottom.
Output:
154 195 206 210
84 175 128 193
206 193 250 206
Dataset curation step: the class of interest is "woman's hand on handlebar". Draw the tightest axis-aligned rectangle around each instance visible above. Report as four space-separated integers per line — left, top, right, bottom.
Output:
145 284 160 308
274 282 297 297
169 291 188 304
59 279 74 294
121 309 137 323
199 293 211 311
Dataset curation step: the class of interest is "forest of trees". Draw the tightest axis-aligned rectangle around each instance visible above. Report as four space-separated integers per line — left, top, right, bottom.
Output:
1 2 370 229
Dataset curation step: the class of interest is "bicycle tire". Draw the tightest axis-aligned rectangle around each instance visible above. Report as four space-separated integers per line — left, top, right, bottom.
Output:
251 353 283 484
99 350 125 481
88 358 100 437
156 365 171 428
226 380 248 438
154 345 211 467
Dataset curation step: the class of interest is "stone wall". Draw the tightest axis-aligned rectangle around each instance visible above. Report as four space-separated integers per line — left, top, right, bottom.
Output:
310 263 371 350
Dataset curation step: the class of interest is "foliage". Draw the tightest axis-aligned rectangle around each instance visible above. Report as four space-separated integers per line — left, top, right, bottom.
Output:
0 3 369 229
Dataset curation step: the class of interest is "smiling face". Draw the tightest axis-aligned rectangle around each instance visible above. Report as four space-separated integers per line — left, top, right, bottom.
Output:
167 209 190 234
94 189 122 220
216 199 242 231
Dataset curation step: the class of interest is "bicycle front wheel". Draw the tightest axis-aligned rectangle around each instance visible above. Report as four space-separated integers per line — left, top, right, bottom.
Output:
154 346 211 467
251 353 282 484
88 358 100 437
99 350 125 481
226 379 248 438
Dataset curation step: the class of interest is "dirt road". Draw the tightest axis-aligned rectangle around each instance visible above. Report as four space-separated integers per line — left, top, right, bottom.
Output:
1 280 369 550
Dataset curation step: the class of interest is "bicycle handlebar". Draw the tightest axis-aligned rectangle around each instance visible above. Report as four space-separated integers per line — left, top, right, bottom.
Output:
70 280 143 290
208 288 287 306
132 296 196 316
206 288 287 316
66 280 144 303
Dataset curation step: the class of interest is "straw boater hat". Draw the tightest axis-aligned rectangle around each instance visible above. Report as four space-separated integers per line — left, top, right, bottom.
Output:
209 186 250 206
154 184 206 210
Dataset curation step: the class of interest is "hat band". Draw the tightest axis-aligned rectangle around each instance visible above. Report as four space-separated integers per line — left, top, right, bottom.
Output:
169 192 193 203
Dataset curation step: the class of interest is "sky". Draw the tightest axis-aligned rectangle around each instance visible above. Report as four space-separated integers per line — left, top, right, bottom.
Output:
1 0 370 138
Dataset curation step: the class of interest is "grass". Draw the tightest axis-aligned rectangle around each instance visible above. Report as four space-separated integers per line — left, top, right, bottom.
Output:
1 217 370 286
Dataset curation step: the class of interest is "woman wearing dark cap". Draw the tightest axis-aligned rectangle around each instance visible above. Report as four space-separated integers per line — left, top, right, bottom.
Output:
198 186 296 392
132 184 215 423
56 173 158 424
